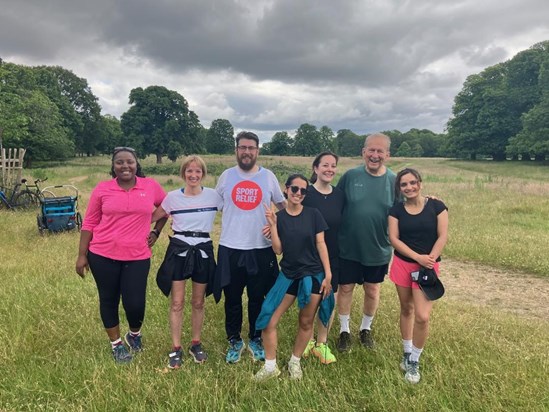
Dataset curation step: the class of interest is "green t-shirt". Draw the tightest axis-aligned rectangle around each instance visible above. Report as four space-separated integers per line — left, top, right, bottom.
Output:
337 165 396 266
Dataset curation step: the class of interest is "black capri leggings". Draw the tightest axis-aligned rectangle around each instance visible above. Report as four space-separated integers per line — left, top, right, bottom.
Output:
88 251 151 330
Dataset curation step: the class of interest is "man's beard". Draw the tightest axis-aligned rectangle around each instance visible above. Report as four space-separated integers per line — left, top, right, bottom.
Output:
237 155 256 171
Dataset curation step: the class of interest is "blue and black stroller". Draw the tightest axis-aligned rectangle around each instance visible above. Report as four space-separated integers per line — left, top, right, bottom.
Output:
37 185 82 234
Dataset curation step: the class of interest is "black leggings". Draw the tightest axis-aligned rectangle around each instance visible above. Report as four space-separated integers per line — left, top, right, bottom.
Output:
222 247 278 340
88 251 150 330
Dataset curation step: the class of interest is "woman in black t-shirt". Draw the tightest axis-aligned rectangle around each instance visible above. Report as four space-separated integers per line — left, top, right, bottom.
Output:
253 174 334 382
388 168 448 384
301 152 344 364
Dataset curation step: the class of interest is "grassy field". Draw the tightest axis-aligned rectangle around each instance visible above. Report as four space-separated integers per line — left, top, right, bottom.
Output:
0 155 548 411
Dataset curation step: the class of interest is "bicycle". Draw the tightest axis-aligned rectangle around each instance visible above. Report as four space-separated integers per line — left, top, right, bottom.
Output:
0 178 54 210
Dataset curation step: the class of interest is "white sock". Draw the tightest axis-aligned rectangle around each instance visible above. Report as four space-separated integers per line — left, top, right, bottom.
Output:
129 329 141 337
403 339 413 354
264 358 277 372
289 354 301 364
110 338 122 349
410 345 423 363
360 314 374 331
339 314 350 333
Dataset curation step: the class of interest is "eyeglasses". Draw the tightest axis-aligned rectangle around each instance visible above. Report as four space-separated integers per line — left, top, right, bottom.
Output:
236 145 258 152
114 146 136 153
289 186 307 195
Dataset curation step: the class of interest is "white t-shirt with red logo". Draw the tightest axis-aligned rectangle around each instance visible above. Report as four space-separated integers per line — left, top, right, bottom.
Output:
216 166 284 249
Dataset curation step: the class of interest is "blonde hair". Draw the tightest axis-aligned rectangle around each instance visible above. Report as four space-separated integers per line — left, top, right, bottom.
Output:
180 155 207 179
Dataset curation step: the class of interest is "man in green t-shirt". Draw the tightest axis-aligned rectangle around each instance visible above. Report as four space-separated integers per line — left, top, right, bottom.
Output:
336 133 395 351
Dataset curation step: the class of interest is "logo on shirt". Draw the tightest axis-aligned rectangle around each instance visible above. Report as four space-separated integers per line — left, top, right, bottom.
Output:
232 180 262 210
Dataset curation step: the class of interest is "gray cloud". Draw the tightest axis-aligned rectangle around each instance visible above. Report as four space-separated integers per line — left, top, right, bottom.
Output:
1 0 549 138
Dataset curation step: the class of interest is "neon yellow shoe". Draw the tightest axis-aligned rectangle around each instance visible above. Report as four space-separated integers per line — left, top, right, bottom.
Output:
302 340 316 358
312 342 337 364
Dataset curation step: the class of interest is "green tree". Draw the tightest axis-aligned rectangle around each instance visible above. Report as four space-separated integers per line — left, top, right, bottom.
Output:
411 143 424 157
335 129 362 156
293 123 321 156
319 126 335 152
395 141 412 157
267 131 293 155
167 140 183 162
205 119 234 154
120 86 202 163
34 66 102 156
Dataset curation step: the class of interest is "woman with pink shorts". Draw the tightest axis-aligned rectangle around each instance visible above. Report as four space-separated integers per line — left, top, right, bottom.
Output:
388 168 448 384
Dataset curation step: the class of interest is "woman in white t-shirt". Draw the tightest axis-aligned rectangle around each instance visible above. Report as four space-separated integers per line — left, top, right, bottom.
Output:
152 155 222 369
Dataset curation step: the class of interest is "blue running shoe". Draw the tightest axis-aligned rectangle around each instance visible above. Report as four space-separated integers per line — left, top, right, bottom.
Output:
226 338 245 364
112 344 132 364
125 332 143 352
248 337 265 362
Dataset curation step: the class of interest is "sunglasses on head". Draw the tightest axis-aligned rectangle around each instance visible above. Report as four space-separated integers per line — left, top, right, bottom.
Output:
289 185 307 195
113 146 136 154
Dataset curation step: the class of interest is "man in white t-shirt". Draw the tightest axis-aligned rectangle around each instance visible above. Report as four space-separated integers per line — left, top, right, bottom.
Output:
214 131 286 364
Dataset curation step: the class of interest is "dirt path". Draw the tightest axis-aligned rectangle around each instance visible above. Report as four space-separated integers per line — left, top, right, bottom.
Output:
441 258 549 320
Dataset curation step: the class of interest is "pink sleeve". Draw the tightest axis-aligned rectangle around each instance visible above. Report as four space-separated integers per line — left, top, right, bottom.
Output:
81 185 103 232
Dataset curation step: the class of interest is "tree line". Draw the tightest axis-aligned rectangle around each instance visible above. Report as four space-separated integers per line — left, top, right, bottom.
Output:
2 40 549 164
446 40 549 161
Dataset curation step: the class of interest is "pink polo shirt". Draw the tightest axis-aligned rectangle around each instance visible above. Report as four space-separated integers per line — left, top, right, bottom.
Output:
82 177 166 261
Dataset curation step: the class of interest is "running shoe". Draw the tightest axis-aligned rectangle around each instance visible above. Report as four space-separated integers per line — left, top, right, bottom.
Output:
124 332 143 352
312 342 337 364
400 352 411 372
288 360 303 380
359 329 375 349
253 364 281 382
168 348 183 369
189 343 208 363
226 338 245 364
336 331 352 352
112 344 132 364
248 337 265 362
405 361 421 384
302 339 316 358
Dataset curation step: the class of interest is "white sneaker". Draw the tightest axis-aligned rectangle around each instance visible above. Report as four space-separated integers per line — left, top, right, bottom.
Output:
288 361 303 380
405 360 421 384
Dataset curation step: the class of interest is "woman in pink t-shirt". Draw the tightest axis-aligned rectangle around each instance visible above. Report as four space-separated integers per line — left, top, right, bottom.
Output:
75 147 166 363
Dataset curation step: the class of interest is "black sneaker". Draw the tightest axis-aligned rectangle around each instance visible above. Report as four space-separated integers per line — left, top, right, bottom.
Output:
125 332 143 352
112 344 132 364
359 329 375 349
189 343 208 363
336 331 352 352
168 348 183 369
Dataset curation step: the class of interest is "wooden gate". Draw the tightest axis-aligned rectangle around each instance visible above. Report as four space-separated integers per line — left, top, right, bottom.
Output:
1 148 26 188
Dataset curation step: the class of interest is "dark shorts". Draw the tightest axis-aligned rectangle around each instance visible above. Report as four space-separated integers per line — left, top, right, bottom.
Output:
339 258 388 285
172 254 211 284
286 276 322 296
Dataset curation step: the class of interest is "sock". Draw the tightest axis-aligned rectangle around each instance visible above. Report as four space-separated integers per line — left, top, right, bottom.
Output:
402 339 413 354
410 345 423 363
172 346 182 352
289 354 301 364
360 314 374 331
129 329 141 337
264 358 277 372
339 314 350 333
110 338 122 350
191 340 200 346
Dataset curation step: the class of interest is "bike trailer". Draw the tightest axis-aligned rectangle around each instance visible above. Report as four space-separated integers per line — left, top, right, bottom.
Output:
37 185 82 234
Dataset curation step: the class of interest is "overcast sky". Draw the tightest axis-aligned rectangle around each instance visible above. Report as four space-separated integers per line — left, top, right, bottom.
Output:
2 0 549 142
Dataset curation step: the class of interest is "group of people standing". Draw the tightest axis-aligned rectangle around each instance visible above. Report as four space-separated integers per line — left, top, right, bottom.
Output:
75 131 448 385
